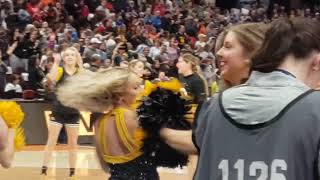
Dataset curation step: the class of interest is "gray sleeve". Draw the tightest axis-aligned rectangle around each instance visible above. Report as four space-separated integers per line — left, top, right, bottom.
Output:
83 48 91 59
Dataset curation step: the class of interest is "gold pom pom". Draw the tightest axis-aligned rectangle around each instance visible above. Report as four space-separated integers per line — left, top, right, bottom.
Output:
0 101 24 128
14 128 25 151
142 80 157 97
131 81 157 109
156 78 182 93
131 79 184 109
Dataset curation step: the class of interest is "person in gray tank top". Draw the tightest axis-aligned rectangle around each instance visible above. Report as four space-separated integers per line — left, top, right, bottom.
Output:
160 22 268 155
194 19 320 180
162 17 320 180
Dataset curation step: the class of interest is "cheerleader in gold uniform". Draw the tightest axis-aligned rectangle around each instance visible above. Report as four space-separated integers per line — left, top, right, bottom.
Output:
96 107 158 179
57 68 159 179
57 67 193 179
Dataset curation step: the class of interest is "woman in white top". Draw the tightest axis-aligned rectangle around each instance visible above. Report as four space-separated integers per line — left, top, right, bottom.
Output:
4 74 22 98
149 40 162 60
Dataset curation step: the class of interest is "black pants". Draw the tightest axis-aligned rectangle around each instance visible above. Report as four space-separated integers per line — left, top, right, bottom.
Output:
108 155 159 180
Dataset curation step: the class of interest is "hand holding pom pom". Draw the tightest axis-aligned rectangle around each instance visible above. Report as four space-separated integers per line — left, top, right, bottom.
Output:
137 79 193 168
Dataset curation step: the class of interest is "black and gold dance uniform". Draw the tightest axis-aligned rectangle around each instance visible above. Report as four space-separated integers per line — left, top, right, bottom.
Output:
50 67 80 126
97 107 158 180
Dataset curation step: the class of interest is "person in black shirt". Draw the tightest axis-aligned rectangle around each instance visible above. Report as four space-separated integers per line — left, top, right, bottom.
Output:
0 52 7 95
176 53 208 179
27 56 45 90
12 29 40 72
176 53 208 107
176 25 187 49
41 47 82 177
161 11 172 32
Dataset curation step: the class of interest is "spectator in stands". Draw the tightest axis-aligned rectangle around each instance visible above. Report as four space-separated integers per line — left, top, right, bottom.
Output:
149 40 162 60
17 1 32 27
11 28 40 72
82 37 103 63
129 59 145 78
88 54 102 72
27 56 45 90
112 42 129 66
4 74 22 99
0 51 7 96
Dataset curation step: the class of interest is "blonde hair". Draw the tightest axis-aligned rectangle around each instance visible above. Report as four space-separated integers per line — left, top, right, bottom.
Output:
129 59 145 70
63 46 79 55
62 46 82 68
181 53 209 96
57 67 138 112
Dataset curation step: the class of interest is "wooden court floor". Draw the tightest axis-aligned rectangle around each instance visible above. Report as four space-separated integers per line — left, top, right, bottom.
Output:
0 145 193 180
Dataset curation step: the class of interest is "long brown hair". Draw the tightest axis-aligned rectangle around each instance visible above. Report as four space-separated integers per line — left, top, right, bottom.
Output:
252 17 320 73
229 23 267 58
215 23 267 89
181 53 209 96
129 59 145 70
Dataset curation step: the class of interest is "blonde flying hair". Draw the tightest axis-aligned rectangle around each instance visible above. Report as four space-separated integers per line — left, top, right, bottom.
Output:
129 59 145 70
57 67 138 112
62 46 83 68
181 53 209 96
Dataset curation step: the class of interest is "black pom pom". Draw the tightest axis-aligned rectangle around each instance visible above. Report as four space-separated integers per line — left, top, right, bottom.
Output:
137 88 192 168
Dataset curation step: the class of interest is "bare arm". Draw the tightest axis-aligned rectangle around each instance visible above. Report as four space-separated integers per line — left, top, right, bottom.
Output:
47 53 61 82
0 115 8 151
6 41 18 56
0 128 15 168
160 128 198 155
159 103 198 155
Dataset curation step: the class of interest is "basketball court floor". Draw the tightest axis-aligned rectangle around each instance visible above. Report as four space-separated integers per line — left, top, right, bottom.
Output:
0 145 192 180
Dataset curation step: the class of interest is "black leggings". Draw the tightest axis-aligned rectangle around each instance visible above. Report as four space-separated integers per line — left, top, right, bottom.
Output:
108 155 159 180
